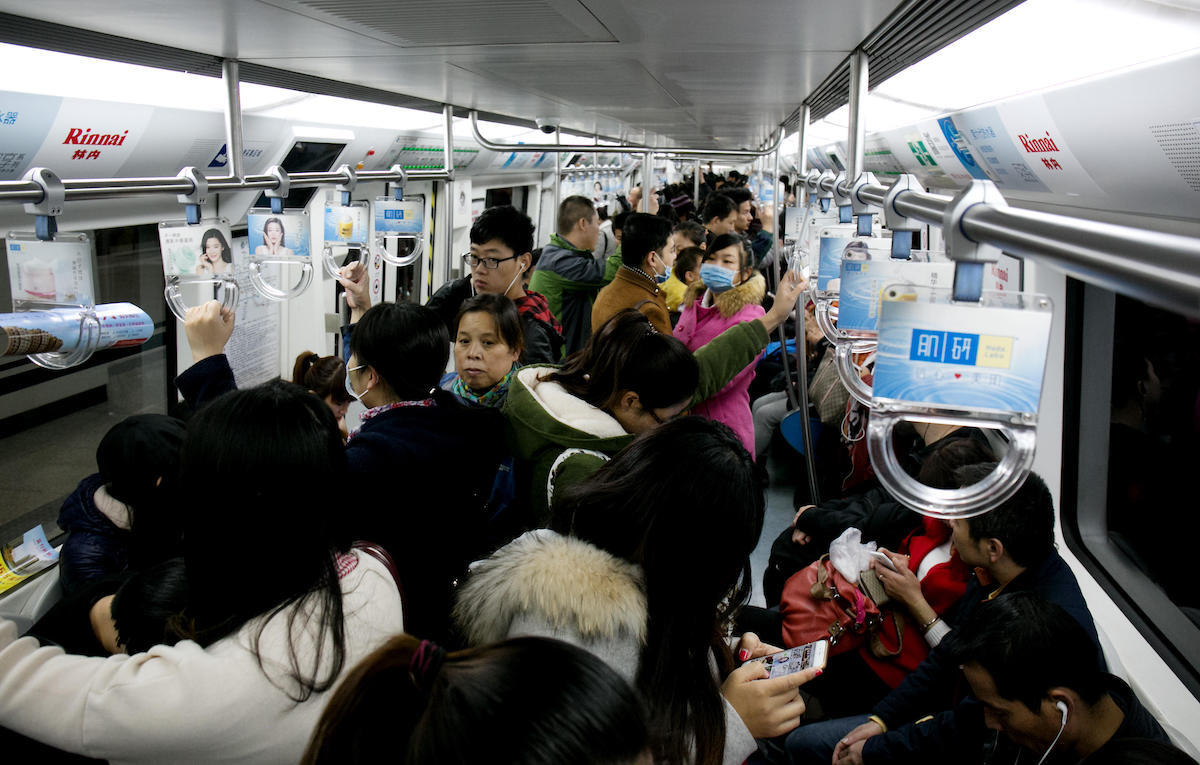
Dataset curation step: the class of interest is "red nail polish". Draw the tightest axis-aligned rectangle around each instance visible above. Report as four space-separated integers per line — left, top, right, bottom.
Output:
738 649 750 661
814 668 823 677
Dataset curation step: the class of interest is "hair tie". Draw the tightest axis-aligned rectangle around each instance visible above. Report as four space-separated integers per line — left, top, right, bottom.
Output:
409 639 446 691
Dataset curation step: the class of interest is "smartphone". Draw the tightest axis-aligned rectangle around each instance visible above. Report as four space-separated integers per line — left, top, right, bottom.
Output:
754 640 828 679
868 550 898 572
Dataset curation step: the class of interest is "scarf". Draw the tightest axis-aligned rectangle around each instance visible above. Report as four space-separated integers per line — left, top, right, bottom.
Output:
452 364 517 408
514 289 563 334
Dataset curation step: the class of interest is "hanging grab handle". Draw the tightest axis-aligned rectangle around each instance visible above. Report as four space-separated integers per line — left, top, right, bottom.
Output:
165 275 239 322
834 342 876 407
323 242 367 280
27 309 101 370
248 258 313 302
866 409 1037 519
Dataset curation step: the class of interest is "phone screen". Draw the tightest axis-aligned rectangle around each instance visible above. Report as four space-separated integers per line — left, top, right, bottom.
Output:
756 640 828 679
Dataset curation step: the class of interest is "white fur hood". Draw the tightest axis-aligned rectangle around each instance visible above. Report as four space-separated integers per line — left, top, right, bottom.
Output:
453 529 647 648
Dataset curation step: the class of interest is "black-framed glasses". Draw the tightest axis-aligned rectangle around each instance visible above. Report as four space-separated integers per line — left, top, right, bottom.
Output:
462 252 520 270
647 405 690 425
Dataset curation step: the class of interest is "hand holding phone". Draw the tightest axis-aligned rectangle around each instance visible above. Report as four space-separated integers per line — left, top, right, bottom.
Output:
868 550 898 572
753 640 828 679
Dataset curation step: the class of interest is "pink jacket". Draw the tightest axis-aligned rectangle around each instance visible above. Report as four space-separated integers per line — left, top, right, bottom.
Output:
675 272 766 457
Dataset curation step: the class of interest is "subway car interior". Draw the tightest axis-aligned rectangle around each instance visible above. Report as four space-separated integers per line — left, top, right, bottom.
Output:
0 0 1198 762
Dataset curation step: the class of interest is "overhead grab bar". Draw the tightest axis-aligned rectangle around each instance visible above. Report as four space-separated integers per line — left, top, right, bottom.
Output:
0 166 452 206
800 175 1200 319
469 111 785 158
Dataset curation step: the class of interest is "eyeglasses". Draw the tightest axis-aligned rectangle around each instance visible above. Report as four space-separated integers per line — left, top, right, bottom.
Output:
462 252 520 270
647 405 690 425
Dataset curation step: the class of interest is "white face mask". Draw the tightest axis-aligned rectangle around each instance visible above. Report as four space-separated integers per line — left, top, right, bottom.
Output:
345 364 367 402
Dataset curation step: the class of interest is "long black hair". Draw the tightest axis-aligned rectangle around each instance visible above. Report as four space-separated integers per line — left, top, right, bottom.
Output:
554 417 764 765
177 379 348 701
302 635 648 765
543 309 698 413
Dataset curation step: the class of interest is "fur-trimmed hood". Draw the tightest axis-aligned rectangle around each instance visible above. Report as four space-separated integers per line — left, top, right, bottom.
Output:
683 271 766 318
453 529 646 650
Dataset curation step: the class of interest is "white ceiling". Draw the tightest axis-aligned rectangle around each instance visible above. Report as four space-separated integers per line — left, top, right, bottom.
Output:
0 0 905 148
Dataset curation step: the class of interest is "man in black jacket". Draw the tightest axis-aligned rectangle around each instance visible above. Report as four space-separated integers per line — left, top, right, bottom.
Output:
782 467 1100 765
426 205 564 363
949 593 1194 765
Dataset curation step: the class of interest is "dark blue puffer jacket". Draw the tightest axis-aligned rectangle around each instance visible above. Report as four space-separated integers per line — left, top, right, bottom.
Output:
56 473 132 597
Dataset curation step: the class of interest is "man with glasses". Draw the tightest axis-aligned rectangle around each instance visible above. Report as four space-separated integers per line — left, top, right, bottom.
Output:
529 195 606 355
427 205 564 363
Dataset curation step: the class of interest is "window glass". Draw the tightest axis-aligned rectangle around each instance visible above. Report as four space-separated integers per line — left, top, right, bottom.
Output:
0 224 167 542
1108 294 1200 626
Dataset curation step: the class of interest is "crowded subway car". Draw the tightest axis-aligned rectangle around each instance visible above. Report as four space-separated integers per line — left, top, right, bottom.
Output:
0 0 1198 762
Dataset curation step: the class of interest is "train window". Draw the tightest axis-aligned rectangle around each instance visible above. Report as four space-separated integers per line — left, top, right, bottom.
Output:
252 141 347 211
1063 283 1200 696
0 224 167 542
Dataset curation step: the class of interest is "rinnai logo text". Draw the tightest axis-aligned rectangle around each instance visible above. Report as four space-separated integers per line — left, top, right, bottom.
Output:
62 128 129 146
1017 131 1060 153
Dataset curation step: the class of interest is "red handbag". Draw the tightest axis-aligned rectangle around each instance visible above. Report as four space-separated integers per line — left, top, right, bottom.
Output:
780 554 899 657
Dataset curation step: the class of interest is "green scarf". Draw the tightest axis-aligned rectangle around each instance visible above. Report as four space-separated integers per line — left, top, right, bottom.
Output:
451 364 517 408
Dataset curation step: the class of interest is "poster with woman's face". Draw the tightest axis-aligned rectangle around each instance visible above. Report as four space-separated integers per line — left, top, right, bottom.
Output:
247 211 310 259
158 220 236 277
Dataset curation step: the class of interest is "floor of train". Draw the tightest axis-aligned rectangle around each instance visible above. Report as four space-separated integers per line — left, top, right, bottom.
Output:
0 368 797 609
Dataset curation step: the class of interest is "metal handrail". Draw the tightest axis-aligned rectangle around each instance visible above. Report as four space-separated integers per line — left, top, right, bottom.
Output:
470 111 784 158
800 174 1200 318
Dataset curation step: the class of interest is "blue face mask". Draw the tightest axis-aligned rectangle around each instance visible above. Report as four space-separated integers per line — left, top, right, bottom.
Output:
655 265 671 284
699 263 738 293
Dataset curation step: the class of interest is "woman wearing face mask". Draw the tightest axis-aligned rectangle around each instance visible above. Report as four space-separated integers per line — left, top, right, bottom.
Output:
507 269 806 526
674 234 766 457
175 292 508 645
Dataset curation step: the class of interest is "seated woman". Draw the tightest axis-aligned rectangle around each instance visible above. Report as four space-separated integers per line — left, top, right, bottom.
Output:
176 291 508 644
0 380 405 765
292 351 354 439
454 418 819 765
675 233 766 457
302 635 649 765
507 271 806 525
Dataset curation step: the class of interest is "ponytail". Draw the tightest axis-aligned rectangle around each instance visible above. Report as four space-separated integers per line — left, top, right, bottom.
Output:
292 351 319 386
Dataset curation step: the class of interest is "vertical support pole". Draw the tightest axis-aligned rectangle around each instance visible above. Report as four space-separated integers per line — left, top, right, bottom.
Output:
794 106 820 505
847 48 868 183
694 159 701 204
771 130 798 408
641 151 652 212
442 104 455 285
221 59 244 180
554 128 562 224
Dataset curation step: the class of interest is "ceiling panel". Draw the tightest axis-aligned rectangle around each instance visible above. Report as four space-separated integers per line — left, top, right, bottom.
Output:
0 0 909 147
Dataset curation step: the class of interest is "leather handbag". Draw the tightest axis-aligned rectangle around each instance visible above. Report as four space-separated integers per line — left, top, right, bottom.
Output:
780 554 904 659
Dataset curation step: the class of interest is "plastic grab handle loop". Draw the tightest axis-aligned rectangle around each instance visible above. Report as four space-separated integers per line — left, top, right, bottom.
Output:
27 310 100 370
165 276 239 322
248 259 313 302
866 409 1037 519
377 234 424 267
323 243 366 280
835 342 876 407
814 299 840 343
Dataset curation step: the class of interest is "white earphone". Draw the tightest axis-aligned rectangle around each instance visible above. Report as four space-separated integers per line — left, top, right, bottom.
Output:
1035 701 1069 765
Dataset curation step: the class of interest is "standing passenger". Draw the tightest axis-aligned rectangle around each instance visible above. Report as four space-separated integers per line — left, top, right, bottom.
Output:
590 213 674 335
528 195 606 355
0 381 405 765
675 234 766 456
426 205 564 364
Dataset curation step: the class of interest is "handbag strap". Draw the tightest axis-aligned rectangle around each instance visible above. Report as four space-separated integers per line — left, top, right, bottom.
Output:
352 540 408 626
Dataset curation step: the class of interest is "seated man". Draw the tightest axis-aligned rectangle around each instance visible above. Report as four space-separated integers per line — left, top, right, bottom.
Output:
426 205 564 364
783 466 1100 765
528 195 605 356
947 592 1195 765
590 213 674 335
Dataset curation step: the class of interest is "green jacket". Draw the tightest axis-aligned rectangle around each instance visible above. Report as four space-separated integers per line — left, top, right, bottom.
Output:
528 233 607 356
603 247 623 283
504 318 770 525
